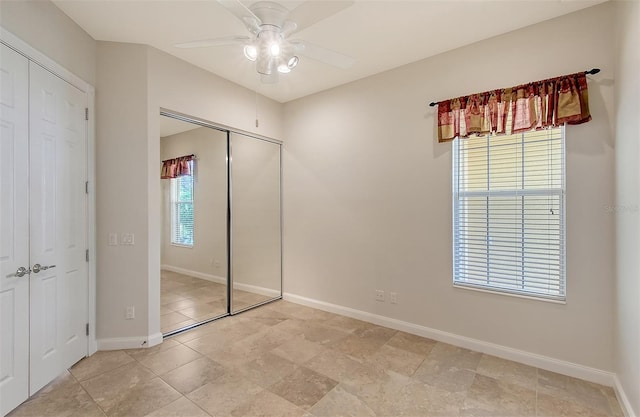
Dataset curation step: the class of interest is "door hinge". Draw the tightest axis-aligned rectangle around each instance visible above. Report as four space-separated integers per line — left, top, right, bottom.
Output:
85 107 89 121
86 249 89 262
86 323 89 336
85 181 89 194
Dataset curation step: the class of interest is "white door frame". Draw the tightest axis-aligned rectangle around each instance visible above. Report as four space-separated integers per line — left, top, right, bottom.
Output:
1 27 97 356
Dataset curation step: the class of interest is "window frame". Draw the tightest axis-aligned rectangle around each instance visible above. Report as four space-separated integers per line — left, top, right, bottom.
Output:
452 125 566 303
170 165 195 248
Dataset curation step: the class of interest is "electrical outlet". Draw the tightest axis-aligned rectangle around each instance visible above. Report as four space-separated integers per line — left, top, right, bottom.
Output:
108 233 118 246
126 306 135 320
375 290 385 302
390 292 398 304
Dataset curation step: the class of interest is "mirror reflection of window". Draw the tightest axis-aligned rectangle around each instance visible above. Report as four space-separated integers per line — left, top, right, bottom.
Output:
170 161 194 247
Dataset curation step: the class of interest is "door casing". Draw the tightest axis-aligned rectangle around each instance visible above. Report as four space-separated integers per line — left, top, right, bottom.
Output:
0 23 97 375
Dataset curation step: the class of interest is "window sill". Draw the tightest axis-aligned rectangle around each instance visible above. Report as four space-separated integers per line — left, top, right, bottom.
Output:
453 283 566 305
170 243 193 249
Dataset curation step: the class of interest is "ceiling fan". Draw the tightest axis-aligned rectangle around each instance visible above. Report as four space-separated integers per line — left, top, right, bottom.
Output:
176 0 355 83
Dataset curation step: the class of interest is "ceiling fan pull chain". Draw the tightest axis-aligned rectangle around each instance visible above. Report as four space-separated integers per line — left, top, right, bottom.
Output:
255 91 259 128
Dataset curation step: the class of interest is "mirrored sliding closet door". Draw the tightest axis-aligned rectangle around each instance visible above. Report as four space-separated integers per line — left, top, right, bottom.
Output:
160 115 228 333
230 132 282 313
159 112 283 335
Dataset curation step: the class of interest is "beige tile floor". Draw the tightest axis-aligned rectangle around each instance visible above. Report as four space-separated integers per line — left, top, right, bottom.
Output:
10 300 623 417
160 270 273 333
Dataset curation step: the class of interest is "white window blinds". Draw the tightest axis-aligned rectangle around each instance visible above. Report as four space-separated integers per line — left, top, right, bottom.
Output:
453 123 565 301
170 166 194 247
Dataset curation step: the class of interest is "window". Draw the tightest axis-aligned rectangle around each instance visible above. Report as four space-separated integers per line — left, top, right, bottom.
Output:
453 122 565 301
170 165 194 247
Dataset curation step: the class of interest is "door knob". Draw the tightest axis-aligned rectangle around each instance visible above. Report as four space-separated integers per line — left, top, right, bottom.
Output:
6 266 30 278
32 264 56 273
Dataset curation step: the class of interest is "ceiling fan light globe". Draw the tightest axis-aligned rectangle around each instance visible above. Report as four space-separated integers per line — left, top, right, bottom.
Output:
287 55 299 69
244 44 258 61
277 63 291 74
269 42 281 57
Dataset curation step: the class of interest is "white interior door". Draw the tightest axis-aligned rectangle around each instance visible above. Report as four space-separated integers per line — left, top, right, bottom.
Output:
0 44 30 417
28 62 88 395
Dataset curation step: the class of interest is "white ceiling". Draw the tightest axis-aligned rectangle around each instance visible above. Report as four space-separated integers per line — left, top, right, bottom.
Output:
53 0 606 103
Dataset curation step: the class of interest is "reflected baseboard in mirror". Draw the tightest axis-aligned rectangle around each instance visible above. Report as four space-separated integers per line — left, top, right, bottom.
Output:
231 287 277 312
160 269 227 333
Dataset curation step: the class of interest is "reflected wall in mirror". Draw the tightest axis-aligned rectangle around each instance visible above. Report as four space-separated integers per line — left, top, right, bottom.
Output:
160 115 228 333
231 132 282 312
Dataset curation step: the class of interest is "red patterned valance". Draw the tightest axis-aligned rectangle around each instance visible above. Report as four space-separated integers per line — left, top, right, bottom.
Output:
161 154 194 179
437 71 592 143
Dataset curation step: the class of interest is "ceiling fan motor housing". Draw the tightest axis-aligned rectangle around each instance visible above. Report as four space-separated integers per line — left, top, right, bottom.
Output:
249 1 289 28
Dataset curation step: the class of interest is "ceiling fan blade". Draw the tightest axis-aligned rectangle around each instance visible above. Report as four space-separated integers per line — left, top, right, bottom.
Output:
291 40 355 70
281 20 298 37
286 1 354 34
175 35 250 48
217 0 262 34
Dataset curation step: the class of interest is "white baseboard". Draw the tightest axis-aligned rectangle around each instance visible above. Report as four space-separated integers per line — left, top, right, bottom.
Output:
97 336 154 350
234 282 281 298
147 332 164 348
614 375 638 417
96 334 163 352
283 292 616 388
161 264 226 285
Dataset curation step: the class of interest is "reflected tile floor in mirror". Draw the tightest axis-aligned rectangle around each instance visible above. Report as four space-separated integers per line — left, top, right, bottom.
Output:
161 270 228 333
231 287 274 313
9 300 624 417
161 270 277 333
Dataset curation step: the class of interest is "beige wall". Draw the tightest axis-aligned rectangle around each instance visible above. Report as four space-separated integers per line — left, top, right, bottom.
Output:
160 126 228 280
146 47 283 140
95 42 150 341
0 0 96 85
95 42 284 343
283 3 616 372
614 1 640 414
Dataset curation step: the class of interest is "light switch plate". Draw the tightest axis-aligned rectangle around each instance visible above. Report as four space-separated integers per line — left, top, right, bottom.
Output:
121 233 135 245
108 233 118 246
